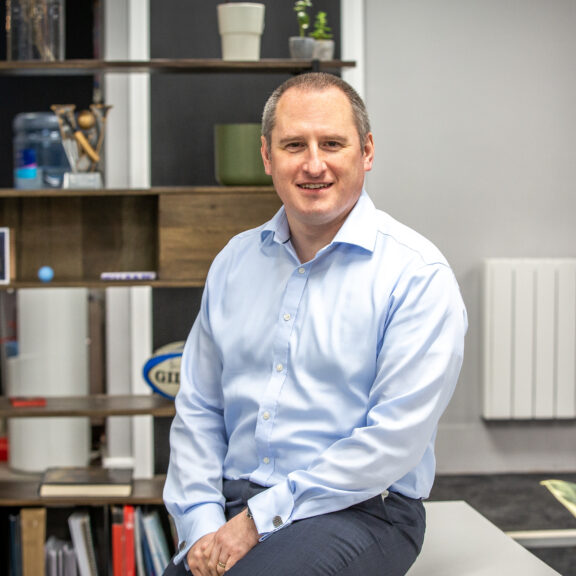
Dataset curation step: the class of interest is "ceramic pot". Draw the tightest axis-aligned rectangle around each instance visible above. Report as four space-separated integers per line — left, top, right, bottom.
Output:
313 39 335 61
289 36 315 59
217 3 265 61
214 123 272 186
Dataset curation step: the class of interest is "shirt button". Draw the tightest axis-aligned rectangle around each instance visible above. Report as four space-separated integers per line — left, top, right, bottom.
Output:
262 411 270 420
276 363 283 372
283 313 291 321
273 515 283 528
298 267 306 274
263 457 270 464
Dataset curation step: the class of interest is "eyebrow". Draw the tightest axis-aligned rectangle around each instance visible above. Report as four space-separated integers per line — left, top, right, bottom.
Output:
277 134 349 146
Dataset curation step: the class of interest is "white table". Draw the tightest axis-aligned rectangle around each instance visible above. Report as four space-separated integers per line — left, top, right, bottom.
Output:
407 501 561 575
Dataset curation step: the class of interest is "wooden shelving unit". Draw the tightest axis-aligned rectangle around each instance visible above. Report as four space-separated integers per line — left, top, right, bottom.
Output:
0 56 356 522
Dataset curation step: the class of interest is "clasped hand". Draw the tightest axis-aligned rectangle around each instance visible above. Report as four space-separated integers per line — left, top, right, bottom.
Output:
186 508 259 575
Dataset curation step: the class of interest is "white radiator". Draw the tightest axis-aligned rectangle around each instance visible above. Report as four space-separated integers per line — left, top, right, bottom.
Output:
483 258 576 420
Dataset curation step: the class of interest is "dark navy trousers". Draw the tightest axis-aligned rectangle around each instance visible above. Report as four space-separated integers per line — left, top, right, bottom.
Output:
163 480 425 576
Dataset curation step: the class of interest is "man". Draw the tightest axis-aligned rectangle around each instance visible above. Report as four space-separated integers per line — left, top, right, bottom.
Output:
163 72 467 576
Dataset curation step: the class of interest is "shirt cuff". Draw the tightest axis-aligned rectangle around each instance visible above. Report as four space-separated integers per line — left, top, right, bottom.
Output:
247 481 295 540
172 502 227 564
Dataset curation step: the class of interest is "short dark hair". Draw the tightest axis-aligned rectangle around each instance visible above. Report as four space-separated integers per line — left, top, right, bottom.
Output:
261 72 371 150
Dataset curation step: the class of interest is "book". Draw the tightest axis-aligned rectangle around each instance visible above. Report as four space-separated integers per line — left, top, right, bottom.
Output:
9 513 22 576
111 506 125 576
0 227 15 284
137 507 155 576
142 510 171 575
20 507 46 576
133 507 147 576
45 536 65 576
39 467 133 498
62 542 78 576
123 505 136 576
100 271 157 281
68 511 98 576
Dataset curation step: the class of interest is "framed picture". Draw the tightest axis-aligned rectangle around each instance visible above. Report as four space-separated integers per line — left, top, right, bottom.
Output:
0 228 11 285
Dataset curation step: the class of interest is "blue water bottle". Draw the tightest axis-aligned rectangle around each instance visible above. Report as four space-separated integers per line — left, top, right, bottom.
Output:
13 112 70 189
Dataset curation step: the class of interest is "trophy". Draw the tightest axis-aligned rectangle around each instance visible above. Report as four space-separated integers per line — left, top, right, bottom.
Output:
51 103 112 188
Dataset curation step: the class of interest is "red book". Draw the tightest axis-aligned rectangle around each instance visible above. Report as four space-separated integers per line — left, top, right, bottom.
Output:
111 506 125 576
123 505 136 576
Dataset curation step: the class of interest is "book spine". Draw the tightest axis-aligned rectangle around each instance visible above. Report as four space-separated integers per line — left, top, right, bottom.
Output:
142 511 171 575
123 505 136 576
138 508 155 576
111 506 124 576
62 542 78 576
100 271 157 281
81 515 99 576
9 513 22 576
20 507 46 576
133 507 147 576
68 512 98 576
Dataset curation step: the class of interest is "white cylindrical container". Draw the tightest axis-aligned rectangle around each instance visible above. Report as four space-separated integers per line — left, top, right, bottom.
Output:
217 3 265 61
8 288 91 473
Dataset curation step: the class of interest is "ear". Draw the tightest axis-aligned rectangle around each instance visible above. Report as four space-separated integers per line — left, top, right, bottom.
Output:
261 136 272 175
363 133 375 172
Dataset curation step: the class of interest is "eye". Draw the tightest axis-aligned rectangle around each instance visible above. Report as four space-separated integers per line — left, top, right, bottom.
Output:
284 141 305 151
323 140 343 150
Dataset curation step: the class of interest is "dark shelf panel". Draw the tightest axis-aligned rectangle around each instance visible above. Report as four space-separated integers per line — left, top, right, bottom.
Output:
0 59 356 76
0 394 176 418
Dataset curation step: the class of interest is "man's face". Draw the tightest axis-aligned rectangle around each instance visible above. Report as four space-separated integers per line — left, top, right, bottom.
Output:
261 86 374 234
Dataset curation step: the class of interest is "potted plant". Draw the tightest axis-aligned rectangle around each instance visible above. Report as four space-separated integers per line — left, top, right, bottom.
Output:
311 11 335 60
289 0 315 59
217 3 266 61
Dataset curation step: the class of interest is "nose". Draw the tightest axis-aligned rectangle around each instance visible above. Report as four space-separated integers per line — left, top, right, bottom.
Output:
303 145 326 176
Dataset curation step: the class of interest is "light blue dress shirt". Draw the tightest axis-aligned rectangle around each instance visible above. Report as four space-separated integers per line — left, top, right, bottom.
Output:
164 191 467 562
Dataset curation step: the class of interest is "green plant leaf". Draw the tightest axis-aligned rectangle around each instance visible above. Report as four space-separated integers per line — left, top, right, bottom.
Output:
541 479 576 519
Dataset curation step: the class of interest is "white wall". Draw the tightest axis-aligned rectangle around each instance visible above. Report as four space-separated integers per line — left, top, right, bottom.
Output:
364 0 576 473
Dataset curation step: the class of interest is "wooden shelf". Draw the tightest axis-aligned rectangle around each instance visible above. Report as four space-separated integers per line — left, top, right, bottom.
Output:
0 186 282 287
0 394 175 418
0 185 276 198
0 474 166 506
0 58 356 76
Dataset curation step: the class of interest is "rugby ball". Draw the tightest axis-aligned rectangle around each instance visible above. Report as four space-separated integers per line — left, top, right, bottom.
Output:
142 341 185 399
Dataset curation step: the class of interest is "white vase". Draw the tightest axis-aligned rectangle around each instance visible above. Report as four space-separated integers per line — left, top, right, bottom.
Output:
217 3 265 61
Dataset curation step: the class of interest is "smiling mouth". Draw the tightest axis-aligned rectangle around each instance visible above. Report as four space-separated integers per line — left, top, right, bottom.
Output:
298 183 333 190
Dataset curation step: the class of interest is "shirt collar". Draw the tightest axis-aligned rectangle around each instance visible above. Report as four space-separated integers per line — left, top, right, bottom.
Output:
261 190 378 254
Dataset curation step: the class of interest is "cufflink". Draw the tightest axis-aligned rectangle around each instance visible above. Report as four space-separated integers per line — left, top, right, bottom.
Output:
178 540 187 552
273 515 283 528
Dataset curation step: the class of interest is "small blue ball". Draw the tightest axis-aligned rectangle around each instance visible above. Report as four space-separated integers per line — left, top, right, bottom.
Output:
38 266 54 282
